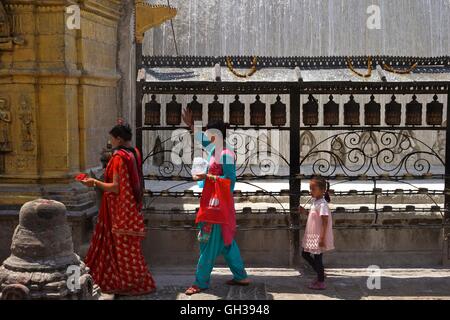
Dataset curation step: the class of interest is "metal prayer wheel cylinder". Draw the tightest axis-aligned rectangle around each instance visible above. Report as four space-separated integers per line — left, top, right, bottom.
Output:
270 95 286 126
0 199 97 300
323 95 339 126
144 94 161 125
187 95 203 123
364 95 381 125
344 95 360 125
208 95 224 123
229 95 245 125
426 95 443 126
405 95 422 126
302 94 319 126
166 95 182 125
250 95 266 126
385 95 402 126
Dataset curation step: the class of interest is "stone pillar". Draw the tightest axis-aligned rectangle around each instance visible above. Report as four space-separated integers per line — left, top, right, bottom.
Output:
0 0 122 262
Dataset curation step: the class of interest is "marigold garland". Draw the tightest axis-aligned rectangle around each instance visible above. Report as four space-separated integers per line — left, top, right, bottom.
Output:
226 56 258 78
346 56 373 78
382 62 418 74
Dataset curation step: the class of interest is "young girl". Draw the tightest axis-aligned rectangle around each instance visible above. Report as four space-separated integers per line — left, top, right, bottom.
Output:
298 176 334 290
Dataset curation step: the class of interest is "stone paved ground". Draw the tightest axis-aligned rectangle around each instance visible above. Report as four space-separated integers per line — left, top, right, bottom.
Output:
114 266 450 300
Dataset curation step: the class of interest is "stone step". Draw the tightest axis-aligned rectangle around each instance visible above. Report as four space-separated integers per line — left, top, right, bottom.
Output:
115 283 268 300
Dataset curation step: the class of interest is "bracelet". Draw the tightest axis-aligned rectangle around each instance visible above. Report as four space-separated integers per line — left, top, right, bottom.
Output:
93 180 97 188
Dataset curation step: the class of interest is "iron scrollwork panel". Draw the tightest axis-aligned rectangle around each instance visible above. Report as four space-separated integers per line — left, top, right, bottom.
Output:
300 130 445 177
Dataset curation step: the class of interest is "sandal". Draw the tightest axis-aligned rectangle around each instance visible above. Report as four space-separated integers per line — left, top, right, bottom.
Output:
226 279 250 286
308 281 326 290
185 285 202 295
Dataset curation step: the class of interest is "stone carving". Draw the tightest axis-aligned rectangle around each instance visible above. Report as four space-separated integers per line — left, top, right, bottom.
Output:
433 120 446 158
300 130 316 164
18 95 34 151
360 131 378 158
0 199 99 300
0 1 24 50
152 136 164 166
0 97 11 152
331 137 346 166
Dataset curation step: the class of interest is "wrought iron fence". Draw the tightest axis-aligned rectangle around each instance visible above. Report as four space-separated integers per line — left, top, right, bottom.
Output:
135 53 450 257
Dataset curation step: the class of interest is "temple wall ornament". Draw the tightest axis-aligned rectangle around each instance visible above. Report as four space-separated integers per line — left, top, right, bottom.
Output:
18 95 34 152
0 1 24 50
0 97 12 152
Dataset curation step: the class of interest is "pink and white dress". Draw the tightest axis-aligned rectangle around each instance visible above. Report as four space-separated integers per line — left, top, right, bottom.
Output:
302 197 334 254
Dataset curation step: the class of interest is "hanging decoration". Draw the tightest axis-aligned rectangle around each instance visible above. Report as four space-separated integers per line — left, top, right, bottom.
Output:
226 56 258 78
382 62 418 74
346 56 372 78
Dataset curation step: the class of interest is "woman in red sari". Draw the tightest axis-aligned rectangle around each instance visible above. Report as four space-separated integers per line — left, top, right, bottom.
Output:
80 121 156 296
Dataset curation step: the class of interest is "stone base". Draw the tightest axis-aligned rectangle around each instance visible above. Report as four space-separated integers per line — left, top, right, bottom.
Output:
443 231 450 267
143 211 446 268
0 183 98 264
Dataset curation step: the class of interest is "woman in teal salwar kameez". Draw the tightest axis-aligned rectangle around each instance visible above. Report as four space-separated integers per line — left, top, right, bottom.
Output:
182 111 250 295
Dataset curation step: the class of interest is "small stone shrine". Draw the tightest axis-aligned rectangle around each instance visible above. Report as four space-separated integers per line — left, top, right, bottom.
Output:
0 199 98 300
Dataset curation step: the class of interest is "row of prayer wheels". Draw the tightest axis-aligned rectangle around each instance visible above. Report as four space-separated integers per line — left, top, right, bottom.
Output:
145 94 286 126
144 94 444 127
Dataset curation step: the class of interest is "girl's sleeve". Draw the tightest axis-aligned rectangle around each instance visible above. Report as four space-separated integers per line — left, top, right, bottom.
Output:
319 203 331 216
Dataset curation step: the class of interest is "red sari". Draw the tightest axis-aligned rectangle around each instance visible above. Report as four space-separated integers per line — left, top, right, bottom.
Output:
85 148 155 295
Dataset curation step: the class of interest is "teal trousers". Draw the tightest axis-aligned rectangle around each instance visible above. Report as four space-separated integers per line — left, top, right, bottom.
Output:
194 224 248 289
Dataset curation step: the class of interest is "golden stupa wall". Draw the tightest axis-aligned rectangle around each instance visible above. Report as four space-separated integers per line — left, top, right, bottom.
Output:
0 0 121 184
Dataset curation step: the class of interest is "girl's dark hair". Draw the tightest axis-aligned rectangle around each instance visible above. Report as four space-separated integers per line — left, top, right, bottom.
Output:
311 176 331 203
206 120 229 139
109 121 132 141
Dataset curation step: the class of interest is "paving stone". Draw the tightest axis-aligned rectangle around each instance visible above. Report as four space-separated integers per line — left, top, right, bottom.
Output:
114 267 450 300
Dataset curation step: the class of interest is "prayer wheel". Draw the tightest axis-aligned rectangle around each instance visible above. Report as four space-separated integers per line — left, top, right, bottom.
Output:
324 95 339 126
344 95 360 125
144 94 161 125
250 95 266 126
385 95 401 126
426 94 443 126
166 95 182 125
229 95 245 125
270 95 286 126
405 95 422 126
187 95 203 123
364 95 381 125
302 94 319 126
208 95 224 123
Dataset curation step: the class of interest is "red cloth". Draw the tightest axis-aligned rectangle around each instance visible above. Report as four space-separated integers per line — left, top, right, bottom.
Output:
196 177 236 246
196 177 231 225
85 155 155 295
75 173 88 181
113 148 144 209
